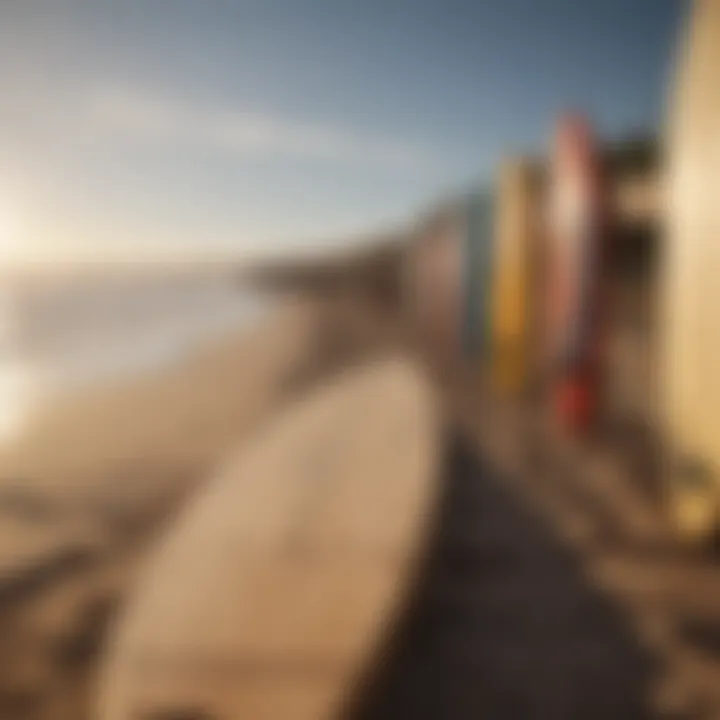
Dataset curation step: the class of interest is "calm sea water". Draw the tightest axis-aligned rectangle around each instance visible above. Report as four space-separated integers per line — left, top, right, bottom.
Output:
0 273 268 441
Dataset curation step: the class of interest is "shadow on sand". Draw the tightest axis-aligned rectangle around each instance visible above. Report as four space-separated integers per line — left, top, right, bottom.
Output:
350 431 656 720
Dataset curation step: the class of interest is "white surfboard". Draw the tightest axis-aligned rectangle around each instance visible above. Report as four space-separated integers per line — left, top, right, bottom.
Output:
660 0 720 542
97 357 440 719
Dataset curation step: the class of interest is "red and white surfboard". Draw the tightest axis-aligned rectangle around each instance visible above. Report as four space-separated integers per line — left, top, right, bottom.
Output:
546 115 609 433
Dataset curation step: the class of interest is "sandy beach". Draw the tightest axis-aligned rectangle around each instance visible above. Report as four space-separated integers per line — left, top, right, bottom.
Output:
4 266 720 720
0 290 407 720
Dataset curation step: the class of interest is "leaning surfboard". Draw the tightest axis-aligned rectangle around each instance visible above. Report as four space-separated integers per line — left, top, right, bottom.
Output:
405 205 466 369
491 159 541 396
545 116 609 433
97 357 440 720
660 0 720 544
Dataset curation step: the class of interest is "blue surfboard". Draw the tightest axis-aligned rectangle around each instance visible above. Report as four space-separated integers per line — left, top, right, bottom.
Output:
461 188 495 360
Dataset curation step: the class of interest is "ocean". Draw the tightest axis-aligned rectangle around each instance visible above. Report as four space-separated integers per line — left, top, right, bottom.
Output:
0 271 268 441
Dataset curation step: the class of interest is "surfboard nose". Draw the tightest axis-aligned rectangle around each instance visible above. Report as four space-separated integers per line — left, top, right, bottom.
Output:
97 356 440 720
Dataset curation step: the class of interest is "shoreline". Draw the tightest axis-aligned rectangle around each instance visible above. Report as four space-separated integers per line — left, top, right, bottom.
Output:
0 284 272 448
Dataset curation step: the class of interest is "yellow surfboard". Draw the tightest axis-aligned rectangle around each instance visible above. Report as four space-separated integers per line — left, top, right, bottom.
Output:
491 159 541 396
660 0 720 543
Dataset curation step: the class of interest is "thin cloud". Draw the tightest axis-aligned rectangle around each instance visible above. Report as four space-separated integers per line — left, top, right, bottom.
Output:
86 85 437 170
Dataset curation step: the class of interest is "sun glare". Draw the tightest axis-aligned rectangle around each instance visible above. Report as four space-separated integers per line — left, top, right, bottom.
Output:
0 199 30 264
0 201 17 261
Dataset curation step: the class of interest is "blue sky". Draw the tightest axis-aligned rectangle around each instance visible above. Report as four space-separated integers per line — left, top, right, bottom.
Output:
0 0 683 263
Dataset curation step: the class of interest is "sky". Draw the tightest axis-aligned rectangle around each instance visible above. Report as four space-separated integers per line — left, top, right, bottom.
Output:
0 0 684 265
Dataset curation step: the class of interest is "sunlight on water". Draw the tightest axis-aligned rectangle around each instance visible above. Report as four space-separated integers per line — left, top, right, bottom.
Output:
0 274 268 447
0 359 45 442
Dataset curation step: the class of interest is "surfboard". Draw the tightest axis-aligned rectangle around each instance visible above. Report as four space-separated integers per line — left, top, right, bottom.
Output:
545 116 609 433
406 207 464 369
491 160 540 396
660 0 720 543
97 357 440 720
461 188 496 363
